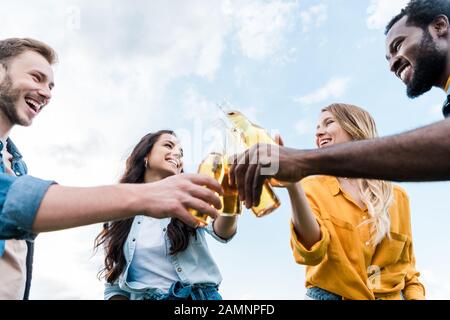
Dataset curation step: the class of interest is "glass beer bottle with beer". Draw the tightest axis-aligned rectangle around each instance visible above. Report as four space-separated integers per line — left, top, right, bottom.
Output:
189 121 242 224
189 152 224 225
221 108 281 217
224 110 283 187
220 128 242 217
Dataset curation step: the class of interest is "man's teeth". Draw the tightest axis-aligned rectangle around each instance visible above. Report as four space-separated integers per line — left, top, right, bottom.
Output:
400 65 411 82
25 98 44 111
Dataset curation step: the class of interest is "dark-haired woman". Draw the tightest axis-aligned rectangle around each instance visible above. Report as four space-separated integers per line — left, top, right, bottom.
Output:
95 130 237 300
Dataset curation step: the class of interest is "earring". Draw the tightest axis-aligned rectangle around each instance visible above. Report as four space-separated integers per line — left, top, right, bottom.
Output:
144 159 148 168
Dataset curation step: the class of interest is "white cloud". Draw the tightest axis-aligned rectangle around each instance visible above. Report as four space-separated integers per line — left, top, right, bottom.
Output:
366 0 409 30
294 77 351 105
232 0 298 61
300 4 328 33
182 87 220 123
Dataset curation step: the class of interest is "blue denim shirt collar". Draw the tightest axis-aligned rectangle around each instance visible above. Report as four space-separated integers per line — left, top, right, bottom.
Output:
0 138 27 177
0 138 28 256
5 138 24 159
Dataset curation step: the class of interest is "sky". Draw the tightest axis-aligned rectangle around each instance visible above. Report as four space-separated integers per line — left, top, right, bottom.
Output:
2 0 450 299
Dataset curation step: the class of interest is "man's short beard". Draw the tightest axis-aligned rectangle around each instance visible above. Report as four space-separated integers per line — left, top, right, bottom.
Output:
407 31 447 98
0 74 27 126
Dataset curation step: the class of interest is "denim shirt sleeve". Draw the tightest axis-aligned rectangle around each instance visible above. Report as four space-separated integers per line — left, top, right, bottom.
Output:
0 173 56 241
204 219 236 243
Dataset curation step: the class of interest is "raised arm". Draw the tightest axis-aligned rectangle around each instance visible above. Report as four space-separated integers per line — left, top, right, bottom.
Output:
286 183 321 250
0 173 222 239
212 215 237 240
299 118 450 181
231 118 450 207
32 173 223 233
273 135 321 249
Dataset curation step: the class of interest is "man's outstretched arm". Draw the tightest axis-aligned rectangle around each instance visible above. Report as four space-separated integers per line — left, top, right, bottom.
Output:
231 118 450 207
0 173 222 239
299 118 450 181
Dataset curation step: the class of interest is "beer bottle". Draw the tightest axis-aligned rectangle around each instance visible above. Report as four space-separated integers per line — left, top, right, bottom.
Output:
223 110 281 217
220 159 242 217
189 152 224 224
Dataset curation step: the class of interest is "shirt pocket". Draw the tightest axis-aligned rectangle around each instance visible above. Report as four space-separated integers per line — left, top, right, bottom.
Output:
324 213 359 263
371 232 408 267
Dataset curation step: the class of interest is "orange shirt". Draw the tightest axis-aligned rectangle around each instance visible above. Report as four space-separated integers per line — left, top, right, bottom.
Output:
290 175 425 300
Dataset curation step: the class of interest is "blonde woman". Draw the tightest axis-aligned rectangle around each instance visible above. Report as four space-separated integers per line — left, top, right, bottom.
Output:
284 103 425 300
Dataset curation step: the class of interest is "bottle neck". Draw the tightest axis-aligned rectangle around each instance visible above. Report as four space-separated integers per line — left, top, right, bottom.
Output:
228 116 251 131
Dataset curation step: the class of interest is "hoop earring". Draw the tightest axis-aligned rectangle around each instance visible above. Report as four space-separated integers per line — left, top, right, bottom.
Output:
144 159 148 168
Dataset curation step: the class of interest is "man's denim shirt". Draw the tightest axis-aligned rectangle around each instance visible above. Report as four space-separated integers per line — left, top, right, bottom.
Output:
0 138 55 255
104 216 236 300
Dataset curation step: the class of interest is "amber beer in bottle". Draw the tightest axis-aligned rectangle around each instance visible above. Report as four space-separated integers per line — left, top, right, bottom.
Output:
189 152 224 224
224 110 281 217
220 159 242 217
225 110 284 187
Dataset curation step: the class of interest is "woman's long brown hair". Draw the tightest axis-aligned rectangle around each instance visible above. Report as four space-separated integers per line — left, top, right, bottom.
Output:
94 130 196 283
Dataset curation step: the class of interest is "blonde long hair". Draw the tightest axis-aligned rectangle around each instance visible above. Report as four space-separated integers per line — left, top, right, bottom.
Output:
323 103 394 245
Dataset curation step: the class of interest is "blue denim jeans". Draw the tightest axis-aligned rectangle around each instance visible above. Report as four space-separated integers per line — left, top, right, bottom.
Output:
306 287 342 300
144 282 222 300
